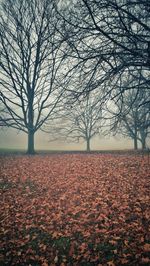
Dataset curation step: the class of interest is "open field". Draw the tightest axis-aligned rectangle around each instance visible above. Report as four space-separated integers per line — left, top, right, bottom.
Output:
0 153 150 265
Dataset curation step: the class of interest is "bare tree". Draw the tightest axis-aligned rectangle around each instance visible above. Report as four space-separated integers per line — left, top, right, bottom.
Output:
138 102 150 150
57 0 150 105
46 91 104 151
0 0 67 153
112 88 150 150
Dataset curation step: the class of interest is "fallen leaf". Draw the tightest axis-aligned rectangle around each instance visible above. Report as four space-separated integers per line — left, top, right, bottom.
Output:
107 261 115 266
54 255 58 263
143 243 150 252
141 257 150 263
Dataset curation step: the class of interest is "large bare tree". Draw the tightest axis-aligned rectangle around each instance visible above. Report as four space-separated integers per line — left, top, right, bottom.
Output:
0 0 67 153
58 0 150 105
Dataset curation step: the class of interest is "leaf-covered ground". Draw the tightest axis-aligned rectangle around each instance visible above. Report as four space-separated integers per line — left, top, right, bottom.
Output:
0 153 150 266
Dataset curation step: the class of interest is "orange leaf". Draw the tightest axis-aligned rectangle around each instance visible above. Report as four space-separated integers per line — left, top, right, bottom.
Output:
143 243 150 252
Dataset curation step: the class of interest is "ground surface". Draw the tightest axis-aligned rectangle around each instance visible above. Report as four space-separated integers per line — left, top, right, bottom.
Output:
0 153 150 265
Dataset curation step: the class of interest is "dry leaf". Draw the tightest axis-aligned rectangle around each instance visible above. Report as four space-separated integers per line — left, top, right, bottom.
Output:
107 261 115 266
143 243 150 252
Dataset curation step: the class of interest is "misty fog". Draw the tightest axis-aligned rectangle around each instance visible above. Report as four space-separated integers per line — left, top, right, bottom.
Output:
0 128 134 151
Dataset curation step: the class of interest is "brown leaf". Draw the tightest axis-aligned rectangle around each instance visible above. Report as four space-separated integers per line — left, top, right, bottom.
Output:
107 261 116 266
109 240 117 245
120 258 129 264
69 242 75 257
141 257 150 264
41 263 49 266
143 243 150 252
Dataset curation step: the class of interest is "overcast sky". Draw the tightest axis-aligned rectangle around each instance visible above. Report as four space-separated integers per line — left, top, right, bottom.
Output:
0 128 134 151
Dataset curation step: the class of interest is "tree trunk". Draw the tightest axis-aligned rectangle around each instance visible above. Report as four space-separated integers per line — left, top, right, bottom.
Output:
134 137 138 150
27 130 35 154
27 95 34 154
140 130 146 150
141 138 146 150
86 138 90 152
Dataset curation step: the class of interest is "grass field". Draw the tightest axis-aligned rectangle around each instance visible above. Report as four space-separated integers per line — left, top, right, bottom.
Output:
0 153 150 265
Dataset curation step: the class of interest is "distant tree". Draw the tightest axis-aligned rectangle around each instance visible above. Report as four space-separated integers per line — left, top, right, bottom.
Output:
138 103 150 149
46 91 104 151
112 89 150 150
0 0 67 154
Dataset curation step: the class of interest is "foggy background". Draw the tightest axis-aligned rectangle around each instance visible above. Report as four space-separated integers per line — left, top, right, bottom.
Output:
0 128 133 151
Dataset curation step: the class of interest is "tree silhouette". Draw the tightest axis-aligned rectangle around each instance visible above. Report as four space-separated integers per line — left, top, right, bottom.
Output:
0 0 67 153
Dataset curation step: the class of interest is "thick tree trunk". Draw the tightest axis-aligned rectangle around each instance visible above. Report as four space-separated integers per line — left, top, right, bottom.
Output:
27 97 34 154
140 130 146 150
27 130 35 154
141 138 146 150
134 137 138 150
86 138 90 152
